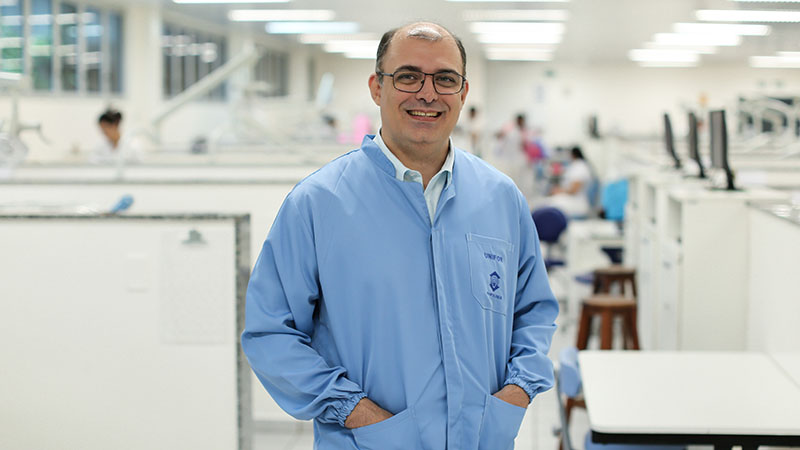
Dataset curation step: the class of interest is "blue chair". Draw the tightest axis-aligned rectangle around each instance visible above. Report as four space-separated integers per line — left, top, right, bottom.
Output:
556 347 685 450
532 206 569 271
601 179 629 222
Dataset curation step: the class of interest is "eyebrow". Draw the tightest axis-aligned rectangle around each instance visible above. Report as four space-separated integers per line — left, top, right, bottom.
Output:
392 64 460 74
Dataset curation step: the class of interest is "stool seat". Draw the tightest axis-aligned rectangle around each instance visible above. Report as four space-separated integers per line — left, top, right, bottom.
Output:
577 294 640 350
594 265 635 276
583 294 636 309
592 266 637 298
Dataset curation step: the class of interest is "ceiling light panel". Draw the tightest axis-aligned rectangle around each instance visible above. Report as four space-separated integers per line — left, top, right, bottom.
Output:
750 55 800 68
265 22 359 34
229 10 334 21
174 0 289 3
476 34 562 44
653 32 742 46
449 0 568 2
696 10 800 22
643 42 719 54
298 33 377 44
322 40 379 53
469 22 565 34
463 10 569 21
672 22 771 36
628 49 701 62
638 61 699 68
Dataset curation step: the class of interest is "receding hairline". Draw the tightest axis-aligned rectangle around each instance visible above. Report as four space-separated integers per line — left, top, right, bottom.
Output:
375 21 467 76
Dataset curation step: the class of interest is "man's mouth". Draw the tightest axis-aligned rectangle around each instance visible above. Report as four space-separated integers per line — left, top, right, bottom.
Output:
407 110 443 118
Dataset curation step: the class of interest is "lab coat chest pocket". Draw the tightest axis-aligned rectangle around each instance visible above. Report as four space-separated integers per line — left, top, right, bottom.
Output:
466 233 513 315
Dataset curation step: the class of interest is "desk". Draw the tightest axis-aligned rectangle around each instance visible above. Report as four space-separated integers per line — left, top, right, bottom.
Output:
579 351 800 449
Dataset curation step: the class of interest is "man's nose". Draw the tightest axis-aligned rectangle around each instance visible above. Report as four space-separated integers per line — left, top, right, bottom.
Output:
416 75 439 103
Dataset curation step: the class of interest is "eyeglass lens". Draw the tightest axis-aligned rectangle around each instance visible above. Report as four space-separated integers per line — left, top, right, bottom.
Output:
392 70 463 94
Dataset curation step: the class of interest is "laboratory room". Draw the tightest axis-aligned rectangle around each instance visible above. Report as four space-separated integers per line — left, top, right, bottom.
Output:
2 0 800 448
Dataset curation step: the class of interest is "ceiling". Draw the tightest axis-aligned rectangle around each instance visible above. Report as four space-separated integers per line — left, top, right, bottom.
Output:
159 0 800 65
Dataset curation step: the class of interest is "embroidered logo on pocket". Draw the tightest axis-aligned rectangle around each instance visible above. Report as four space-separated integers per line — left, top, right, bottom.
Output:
489 271 501 292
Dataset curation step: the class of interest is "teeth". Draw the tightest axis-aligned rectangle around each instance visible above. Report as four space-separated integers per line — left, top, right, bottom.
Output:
409 111 440 117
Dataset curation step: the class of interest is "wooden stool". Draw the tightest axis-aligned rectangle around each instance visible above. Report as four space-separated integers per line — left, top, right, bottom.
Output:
593 265 637 297
576 294 640 350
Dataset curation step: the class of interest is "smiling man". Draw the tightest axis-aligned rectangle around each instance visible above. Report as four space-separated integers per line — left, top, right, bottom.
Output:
242 22 559 450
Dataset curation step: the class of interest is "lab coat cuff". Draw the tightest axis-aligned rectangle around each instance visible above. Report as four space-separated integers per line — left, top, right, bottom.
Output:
332 391 368 427
504 377 536 403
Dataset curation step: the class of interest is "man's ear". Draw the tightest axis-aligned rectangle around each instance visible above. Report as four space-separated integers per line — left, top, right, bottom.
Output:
368 72 382 106
460 79 469 104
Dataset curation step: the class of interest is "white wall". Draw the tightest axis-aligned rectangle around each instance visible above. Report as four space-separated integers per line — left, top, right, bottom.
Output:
484 61 800 148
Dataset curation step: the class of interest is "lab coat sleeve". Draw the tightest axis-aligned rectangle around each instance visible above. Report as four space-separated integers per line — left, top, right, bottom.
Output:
503 191 559 402
241 192 366 426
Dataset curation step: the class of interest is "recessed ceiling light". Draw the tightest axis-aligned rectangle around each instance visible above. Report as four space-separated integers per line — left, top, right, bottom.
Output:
476 34 562 44
322 40 380 53
175 0 289 3
643 42 719 54
638 61 699 68
229 10 334 21
485 48 554 61
749 55 800 68
449 0 568 2
673 22 771 36
463 9 569 21
299 33 378 44
696 9 800 22
628 49 701 63
265 22 359 34
469 22 565 34
653 33 742 46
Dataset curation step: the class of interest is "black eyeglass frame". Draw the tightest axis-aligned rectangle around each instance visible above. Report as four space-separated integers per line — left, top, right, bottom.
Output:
376 69 467 95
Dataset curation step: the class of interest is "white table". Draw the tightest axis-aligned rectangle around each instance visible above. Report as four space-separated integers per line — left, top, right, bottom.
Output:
579 351 800 449
771 353 800 388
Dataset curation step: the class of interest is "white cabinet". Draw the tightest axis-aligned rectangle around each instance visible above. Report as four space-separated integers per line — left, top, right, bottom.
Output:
653 188 788 350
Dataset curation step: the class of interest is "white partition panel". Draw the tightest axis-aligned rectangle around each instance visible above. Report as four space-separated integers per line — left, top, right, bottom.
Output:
0 214 251 450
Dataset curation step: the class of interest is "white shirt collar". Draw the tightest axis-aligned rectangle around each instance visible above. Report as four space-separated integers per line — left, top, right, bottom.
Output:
373 131 454 186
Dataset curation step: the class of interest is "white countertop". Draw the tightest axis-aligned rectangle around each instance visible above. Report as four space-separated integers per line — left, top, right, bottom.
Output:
579 351 800 436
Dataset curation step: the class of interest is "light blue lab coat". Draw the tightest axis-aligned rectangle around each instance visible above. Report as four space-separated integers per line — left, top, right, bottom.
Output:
242 135 559 450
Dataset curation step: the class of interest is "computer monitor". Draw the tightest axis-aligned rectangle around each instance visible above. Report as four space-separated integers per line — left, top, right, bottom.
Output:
687 112 706 178
709 109 737 191
663 113 681 169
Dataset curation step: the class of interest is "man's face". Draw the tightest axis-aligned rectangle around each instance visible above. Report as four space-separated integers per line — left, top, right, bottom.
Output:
368 34 469 156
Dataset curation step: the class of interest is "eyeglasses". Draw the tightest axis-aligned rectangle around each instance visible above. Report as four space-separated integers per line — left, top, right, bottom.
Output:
377 69 466 95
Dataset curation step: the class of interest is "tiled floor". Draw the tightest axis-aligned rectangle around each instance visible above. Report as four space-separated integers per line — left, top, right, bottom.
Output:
252 305 592 450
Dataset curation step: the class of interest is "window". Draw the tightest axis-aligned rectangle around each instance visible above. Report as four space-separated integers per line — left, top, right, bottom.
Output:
0 1 124 94
253 47 289 98
0 0 24 74
162 23 228 101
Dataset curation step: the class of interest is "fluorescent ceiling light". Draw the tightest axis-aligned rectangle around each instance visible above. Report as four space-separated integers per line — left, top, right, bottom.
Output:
299 33 377 44
322 40 379 53
638 61 698 68
628 49 701 63
778 51 800 57
749 55 800 68
643 42 719 54
484 43 557 51
265 22 358 34
653 32 742 46
449 0 568 2
485 48 553 61
673 22 770 36
469 22 565 34
463 9 569 21
476 34 562 44
229 10 334 21
175 0 289 3
696 9 800 22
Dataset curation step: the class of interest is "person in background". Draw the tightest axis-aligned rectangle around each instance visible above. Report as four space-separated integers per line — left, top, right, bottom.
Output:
241 20 558 450
545 145 594 218
92 108 139 164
